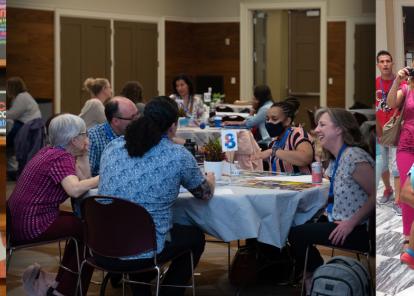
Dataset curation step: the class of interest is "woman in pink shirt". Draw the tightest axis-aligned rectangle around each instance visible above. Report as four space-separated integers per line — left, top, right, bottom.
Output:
8 114 99 296
388 62 414 249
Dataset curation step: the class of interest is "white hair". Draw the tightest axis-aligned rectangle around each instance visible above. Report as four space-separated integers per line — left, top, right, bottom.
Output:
48 114 86 147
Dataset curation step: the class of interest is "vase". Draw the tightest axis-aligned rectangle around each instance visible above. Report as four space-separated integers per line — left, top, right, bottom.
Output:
204 160 223 180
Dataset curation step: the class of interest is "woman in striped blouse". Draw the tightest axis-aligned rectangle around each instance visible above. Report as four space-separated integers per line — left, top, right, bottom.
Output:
252 97 314 174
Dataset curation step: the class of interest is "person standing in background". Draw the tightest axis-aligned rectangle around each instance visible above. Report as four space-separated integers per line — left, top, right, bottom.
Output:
375 50 403 215
79 77 112 129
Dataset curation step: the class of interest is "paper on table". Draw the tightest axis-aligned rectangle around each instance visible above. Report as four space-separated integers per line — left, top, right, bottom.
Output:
215 188 234 195
255 175 329 184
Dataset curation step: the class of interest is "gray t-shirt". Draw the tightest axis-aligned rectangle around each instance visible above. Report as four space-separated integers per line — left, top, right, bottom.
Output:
8 92 42 123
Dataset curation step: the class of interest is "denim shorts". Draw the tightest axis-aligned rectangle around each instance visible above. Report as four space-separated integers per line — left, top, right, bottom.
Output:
379 144 399 177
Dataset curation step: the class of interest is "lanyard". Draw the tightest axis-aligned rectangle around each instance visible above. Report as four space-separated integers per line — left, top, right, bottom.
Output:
104 122 116 141
326 143 347 220
271 127 292 172
328 143 347 198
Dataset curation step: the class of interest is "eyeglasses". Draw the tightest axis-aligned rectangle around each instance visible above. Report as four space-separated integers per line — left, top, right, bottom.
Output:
78 131 89 137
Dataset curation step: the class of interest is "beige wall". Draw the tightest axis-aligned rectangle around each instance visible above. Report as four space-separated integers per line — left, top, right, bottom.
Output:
266 10 288 101
10 0 374 18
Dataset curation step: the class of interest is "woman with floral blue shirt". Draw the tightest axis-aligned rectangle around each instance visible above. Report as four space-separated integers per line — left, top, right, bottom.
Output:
98 96 215 296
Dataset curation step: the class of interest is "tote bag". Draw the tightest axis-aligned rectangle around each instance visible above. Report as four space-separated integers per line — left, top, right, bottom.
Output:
382 105 404 146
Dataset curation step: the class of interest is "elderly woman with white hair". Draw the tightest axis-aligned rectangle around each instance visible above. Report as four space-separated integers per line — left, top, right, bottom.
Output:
8 113 99 296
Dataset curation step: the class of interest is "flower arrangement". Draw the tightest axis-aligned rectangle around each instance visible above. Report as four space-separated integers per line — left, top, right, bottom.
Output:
203 138 226 162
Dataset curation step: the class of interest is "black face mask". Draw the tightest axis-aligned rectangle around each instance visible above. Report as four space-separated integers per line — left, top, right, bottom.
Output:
265 122 285 138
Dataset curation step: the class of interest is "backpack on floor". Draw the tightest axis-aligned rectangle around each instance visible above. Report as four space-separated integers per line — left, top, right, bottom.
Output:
310 256 372 296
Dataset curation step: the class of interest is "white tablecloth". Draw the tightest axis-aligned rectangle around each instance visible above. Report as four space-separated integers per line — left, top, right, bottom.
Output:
173 181 328 248
83 175 328 248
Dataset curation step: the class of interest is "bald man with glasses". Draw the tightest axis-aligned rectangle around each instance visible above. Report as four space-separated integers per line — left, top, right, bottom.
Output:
88 96 139 176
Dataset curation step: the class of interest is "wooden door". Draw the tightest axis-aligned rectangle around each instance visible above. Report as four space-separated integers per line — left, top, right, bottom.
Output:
327 21 346 107
288 10 320 128
354 24 375 107
114 21 158 102
61 17 110 114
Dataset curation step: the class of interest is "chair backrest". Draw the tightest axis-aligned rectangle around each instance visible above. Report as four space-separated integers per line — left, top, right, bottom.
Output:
81 195 157 258
216 105 234 112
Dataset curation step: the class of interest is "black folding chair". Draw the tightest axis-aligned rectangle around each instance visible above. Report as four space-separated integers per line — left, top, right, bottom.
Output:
78 195 196 296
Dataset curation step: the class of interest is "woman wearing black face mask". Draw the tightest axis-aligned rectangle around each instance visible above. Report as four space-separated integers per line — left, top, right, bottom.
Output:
252 97 314 174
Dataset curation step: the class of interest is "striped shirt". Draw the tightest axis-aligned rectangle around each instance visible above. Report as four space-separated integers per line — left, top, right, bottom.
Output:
270 126 314 174
9 147 76 242
88 122 118 176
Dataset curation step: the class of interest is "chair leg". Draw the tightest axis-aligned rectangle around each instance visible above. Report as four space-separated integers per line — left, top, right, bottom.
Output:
122 273 126 296
76 260 86 296
99 273 111 296
301 246 310 296
190 251 195 296
6 248 13 272
155 266 161 296
366 254 375 296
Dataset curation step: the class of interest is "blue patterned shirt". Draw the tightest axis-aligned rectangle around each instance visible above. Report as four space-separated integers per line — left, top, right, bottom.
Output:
88 122 118 177
98 136 205 259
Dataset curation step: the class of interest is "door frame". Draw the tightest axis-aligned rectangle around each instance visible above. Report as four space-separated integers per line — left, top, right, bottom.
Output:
394 0 414 70
55 9 163 113
240 1 327 106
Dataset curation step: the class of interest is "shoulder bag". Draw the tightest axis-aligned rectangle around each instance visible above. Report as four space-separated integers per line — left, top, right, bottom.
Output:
382 102 405 147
